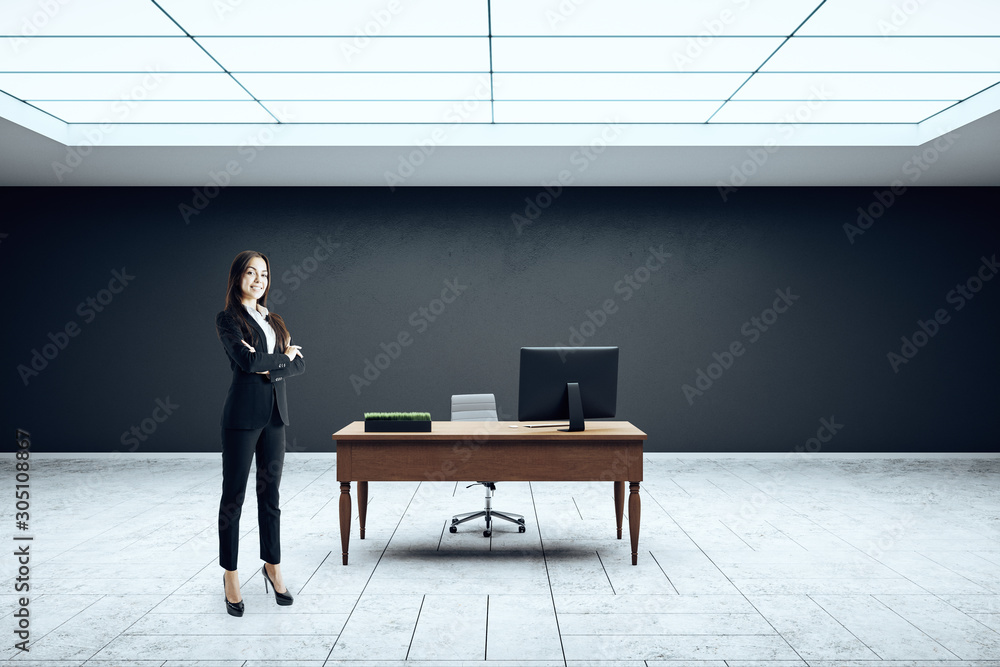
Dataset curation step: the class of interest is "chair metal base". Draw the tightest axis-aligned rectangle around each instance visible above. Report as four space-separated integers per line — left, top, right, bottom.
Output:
450 482 526 537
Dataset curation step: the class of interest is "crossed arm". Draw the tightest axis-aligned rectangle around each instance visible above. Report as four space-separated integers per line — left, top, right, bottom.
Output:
216 311 305 380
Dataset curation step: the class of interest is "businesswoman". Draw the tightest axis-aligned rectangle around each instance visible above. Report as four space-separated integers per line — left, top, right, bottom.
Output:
216 250 304 616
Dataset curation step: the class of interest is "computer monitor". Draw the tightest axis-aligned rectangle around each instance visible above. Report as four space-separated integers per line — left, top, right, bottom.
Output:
517 346 619 431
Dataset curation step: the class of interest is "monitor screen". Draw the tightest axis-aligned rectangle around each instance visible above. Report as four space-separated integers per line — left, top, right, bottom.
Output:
518 346 618 429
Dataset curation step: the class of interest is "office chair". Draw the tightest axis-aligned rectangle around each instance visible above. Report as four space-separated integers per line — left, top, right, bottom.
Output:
448 393 526 537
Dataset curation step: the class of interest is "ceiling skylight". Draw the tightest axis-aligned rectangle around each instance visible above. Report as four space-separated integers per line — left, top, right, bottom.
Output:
0 0 997 146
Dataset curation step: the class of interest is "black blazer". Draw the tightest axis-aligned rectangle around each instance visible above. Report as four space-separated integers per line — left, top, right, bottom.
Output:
216 308 305 429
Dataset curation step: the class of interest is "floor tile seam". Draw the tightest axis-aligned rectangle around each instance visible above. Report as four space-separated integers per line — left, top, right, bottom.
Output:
716 519 756 552
646 551 680 595
9 593 107 650
594 549 616 595
801 592 882 659
643 484 806 664
295 549 333 596
529 480 569 667
403 593 426 661
762 520 811 552
77 591 161 663
869 593 964 660
323 480 423 666
917 551 999 593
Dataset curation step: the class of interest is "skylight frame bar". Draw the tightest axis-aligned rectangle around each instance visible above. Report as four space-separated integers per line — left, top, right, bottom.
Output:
732 71 1000 102
29 99 278 124
710 99 954 123
798 0 1000 36
490 36 784 73
255 100 494 123
0 71 256 101
148 0 280 122
2 0 184 36
704 0 829 123
194 36 489 73
230 72 493 102
487 0 495 123
492 71 750 102
152 0 487 37
0 36 221 72
915 79 1000 124
760 36 1000 72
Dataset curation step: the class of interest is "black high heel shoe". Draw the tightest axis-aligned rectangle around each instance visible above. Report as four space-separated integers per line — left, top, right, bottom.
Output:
262 564 294 606
223 573 244 617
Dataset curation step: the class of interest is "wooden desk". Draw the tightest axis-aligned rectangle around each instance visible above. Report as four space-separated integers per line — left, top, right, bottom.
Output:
332 420 646 565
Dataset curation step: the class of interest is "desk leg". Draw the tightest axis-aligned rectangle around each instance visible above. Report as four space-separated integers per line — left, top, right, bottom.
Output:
340 482 351 565
628 482 640 565
358 481 368 540
614 481 624 539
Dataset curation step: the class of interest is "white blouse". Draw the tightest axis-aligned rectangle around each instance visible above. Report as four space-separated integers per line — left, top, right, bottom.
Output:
244 303 276 354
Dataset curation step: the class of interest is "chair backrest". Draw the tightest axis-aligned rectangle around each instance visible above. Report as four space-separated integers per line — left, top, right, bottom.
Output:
451 393 498 421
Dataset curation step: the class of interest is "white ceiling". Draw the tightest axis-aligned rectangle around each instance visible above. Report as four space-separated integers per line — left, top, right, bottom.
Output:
1 0 999 185
2 107 998 186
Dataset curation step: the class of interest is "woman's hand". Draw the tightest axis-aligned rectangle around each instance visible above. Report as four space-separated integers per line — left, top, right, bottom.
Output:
284 344 303 361
241 339 269 378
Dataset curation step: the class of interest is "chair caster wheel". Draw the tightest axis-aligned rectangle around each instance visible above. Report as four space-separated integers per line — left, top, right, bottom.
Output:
483 530 491 537
517 518 525 525
449 526 457 533
518 526 526 533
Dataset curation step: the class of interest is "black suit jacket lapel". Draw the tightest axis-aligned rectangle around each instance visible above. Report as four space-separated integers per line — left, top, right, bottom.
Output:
245 308 267 351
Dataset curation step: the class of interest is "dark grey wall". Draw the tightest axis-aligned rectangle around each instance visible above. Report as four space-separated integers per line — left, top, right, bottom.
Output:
3 186 997 453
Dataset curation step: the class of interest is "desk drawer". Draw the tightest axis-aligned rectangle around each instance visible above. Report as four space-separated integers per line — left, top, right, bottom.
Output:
337 440 642 482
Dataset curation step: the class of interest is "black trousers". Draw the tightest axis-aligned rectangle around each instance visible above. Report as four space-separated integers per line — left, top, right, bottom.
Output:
218 397 285 570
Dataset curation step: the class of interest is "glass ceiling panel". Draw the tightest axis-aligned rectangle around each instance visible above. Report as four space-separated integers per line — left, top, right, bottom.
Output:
196 37 489 72
236 72 492 101
30 100 275 123
0 72 253 101
494 72 748 100
0 37 223 72
2 0 182 35
495 100 721 123
764 37 1000 72
711 100 952 123
0 2 996 135
264 100 492 123
734 72 1000 100
492 37 783 72
156 0 486 36
491 0 818 36
800 0 1000 36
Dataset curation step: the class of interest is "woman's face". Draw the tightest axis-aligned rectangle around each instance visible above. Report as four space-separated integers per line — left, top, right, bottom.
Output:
241 256 268 302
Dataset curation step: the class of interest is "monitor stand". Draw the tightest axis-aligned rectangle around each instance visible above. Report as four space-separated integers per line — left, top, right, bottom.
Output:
559 382 585 431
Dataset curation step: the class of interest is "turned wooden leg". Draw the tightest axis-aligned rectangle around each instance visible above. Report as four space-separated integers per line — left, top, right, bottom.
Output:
340 482 351 565
628 482 641 565
614 480 625 539
358 481 368 540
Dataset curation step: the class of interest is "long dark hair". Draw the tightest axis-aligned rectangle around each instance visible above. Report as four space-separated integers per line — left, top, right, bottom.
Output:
223 250 291 352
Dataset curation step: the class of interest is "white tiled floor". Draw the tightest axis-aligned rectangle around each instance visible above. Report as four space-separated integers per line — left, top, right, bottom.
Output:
2 454 999 667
